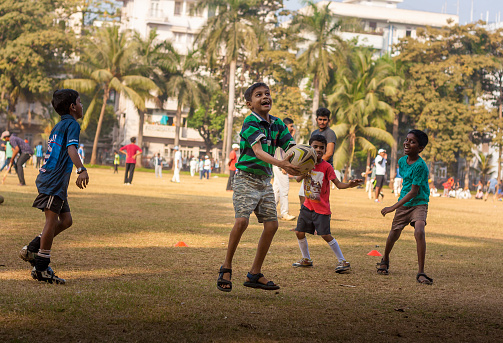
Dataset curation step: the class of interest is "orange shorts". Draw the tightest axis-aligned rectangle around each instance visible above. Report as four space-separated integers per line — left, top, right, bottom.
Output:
391 205 428 231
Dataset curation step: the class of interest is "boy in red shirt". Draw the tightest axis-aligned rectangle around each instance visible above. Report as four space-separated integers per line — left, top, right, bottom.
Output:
293 135 362 272
119 137 142 185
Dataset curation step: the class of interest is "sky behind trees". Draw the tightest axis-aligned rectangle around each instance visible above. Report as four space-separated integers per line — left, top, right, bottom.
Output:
284 0 503 25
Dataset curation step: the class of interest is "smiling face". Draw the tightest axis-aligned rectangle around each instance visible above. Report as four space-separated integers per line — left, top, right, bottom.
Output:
316 115 330 130
246 86 272 115
403 133 423 156
310 140 326 163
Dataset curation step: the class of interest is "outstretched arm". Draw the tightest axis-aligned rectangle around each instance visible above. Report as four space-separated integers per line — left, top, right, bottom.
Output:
332 176 363 189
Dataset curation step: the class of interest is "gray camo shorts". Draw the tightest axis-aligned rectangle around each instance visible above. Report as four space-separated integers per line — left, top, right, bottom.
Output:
233 170 277 223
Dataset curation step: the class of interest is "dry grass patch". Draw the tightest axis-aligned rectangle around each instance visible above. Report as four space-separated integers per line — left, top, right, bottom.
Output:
1 167 502 342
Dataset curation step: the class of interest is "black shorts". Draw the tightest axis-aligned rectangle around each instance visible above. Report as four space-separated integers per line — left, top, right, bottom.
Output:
375 175 385 188
295 205 331 235
33 194 70 214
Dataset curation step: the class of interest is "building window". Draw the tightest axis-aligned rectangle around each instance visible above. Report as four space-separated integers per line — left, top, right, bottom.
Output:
174 1 182 16
186 2 202 16
368 21 377 32
150 0 160 17
174 32 185 42
406 27 412 37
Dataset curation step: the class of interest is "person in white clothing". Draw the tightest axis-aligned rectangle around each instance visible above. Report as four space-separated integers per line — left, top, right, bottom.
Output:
154 153 163 178
273 117 296 221
171 146 182 183
189 156 198 177
374 149 387 202
203 155 211 179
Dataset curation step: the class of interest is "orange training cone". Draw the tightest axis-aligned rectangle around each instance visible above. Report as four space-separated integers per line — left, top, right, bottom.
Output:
367 250 382 256
174 241 188 247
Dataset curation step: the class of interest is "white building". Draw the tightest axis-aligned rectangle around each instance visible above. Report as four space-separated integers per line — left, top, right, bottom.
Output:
117 0 216 163
303 0 459 53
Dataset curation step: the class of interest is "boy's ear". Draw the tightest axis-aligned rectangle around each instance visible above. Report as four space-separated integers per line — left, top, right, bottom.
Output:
245 100 253 110
419 146 425 153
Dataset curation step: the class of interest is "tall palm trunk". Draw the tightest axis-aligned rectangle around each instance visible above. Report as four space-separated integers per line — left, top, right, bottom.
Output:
464 157 470 189
498 104 502 182
137 110 144 168
174 102 182 149
224 59 237 174
222 116 228 162
365 150 371 185
389 109 399 187
311 75 320 130
343 134 356 182
90 89 109 165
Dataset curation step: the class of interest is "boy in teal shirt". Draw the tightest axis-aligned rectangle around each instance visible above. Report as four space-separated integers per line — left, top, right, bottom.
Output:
378 129 433 285
217 82 301 292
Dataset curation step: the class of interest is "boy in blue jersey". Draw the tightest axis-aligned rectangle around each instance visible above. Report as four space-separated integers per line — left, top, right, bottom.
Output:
19 89 89 284
378 130 433 285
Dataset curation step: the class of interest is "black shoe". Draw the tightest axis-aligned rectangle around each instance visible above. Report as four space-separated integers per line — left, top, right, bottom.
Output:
31 266 66 284
19 245 37 266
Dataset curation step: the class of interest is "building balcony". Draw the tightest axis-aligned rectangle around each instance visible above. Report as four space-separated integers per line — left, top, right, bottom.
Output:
146 9 169 24
143 123 204 141
340 31 385 50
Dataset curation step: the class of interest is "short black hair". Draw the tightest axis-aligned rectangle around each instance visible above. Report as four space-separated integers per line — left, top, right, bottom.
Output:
316 108 331 119
408 129 428 148
244 82 269 102
51 89 79 116
130 137 136 143
309 134 327 147
283 117 293 125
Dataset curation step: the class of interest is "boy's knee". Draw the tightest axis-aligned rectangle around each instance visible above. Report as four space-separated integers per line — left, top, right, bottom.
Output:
321 234 333 242
234 217 249 230
295 231 305 239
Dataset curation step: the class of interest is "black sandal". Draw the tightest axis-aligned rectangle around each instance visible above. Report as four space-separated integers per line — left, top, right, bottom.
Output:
243 272 280 290
217 266 232 292
376 258 389 275
416 273 433 285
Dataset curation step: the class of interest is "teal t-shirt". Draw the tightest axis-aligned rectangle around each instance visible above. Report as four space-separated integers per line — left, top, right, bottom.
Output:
398 155 429 207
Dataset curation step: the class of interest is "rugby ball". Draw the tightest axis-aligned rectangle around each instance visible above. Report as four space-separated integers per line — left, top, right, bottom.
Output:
0 195 4 204
288 144 317 174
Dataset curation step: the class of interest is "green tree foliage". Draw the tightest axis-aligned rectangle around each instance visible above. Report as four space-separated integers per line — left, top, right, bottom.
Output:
195 0 264 170
165 50 213 148
329 50 398 181
291 1 346 129
0 0 73 129
188 91 226 155
396 24 498 180
63 26 158 165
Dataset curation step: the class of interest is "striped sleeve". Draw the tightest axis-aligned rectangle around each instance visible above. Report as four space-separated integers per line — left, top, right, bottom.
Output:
240 120 265 147
276 122 295 152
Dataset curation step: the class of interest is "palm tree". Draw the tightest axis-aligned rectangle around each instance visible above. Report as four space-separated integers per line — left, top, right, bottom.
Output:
166 50 213 148
329 50 399 181
132 30 176 166
380 55 406 183
474 152 494 183
195 0 261 171
63 26 159 165
292 1 345 129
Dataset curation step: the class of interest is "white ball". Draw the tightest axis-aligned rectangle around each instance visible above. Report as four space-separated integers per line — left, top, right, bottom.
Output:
288 144 317 174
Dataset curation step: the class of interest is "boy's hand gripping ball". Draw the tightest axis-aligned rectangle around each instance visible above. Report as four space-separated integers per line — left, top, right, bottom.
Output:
288 144 317 174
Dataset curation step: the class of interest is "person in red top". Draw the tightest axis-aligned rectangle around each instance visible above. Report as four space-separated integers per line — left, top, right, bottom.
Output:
119 137 142 185
226 143 239 191
292 135 362 272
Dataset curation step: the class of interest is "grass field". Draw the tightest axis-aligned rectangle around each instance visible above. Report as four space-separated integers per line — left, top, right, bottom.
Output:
1 167 502 342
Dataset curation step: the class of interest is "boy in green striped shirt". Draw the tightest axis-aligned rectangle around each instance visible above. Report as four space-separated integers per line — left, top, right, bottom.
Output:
217 83 302 292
